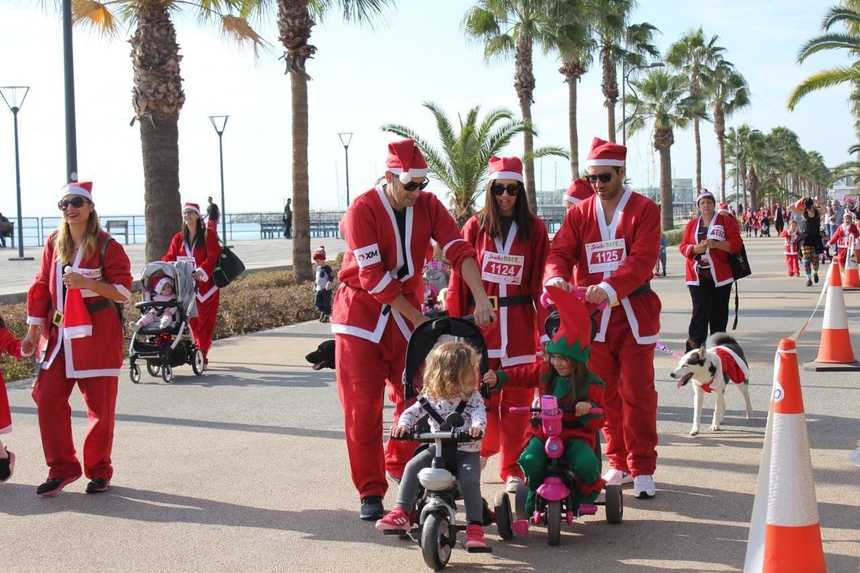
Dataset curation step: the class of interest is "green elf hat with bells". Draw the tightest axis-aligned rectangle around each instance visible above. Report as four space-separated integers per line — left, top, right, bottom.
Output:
543 285 594 363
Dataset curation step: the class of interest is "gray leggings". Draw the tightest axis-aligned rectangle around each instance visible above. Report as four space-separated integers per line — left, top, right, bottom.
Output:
395 446 483 523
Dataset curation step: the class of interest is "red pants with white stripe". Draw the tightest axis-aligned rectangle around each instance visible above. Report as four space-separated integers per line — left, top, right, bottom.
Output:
335 322 417 500
588 314 658 477
31 350 119 481
191 289 220 363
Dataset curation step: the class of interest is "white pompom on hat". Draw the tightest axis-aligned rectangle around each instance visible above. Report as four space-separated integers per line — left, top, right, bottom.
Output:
487 156 524 182
61 181 93 202
586 137 627 167
386 139 428 184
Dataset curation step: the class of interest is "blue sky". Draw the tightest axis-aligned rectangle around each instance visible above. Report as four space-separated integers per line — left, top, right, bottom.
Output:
0 0 853 217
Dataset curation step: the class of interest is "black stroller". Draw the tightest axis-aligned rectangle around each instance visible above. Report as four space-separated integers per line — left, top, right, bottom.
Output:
128 261 204 383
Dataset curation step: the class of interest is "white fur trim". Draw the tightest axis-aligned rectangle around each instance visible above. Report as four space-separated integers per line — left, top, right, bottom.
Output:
62 185 93 202
64 325 93 339
489 170 524 182
586 159 624 167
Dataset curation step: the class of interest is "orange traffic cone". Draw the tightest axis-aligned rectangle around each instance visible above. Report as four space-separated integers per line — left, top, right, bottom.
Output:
842 236 860 290
744 338 827 573
804 264 860 371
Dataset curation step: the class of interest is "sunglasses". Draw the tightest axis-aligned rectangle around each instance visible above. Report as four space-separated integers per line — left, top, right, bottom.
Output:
58 197 89 210
402 179 430 192
491 183 521 197
586 173 614 184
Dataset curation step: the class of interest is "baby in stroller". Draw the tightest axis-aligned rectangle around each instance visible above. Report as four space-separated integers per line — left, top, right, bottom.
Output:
131 276 177 332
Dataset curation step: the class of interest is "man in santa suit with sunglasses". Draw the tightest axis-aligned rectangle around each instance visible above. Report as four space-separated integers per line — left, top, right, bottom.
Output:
544 137 662 500
332 138 496 521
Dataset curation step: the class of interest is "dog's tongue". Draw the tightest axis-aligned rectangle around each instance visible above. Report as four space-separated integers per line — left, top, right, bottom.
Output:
312 362 325 371
677 372 694 388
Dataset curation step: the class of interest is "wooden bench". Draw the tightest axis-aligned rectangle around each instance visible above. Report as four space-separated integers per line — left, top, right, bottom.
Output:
260 221 283 239
105 220 129 244
0 220 13 247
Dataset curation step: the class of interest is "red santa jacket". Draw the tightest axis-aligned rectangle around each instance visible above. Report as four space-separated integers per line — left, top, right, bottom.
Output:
781 229 801 255
496 358 604 449
27 231 132 379
680 212 743 287
162 229 222 303
332 184 477 342
827 223 859 250
447 214 550 367
544 188 662 344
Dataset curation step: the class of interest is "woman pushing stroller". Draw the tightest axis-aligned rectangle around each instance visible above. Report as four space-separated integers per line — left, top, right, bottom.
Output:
484 286 605 516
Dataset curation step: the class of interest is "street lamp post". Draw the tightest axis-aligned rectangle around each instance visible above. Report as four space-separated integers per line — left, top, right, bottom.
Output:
0 86 34 261
621 62 665 146
209 115 229 241
338 132 353 207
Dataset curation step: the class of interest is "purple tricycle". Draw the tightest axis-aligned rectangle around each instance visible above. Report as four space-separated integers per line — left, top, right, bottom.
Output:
496 394 623 546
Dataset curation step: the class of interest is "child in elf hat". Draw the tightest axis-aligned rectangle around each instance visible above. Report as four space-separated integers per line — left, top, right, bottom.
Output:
484 285 605 515
0 309 34 482
131 276 178 332
313 246 334 322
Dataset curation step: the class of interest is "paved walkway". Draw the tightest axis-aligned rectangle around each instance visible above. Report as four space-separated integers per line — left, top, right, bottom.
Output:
1 237 858 572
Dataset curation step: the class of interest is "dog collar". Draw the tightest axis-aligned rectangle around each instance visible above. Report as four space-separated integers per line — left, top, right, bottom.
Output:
701 380 714 393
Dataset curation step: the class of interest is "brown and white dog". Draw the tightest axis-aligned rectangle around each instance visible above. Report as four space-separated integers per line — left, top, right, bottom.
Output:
669 333 753 436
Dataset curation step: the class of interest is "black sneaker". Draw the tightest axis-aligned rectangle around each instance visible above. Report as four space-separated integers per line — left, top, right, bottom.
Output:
806 279 813 287
36 475 81 497
360 496 385 521
0 448 14 482
814 273 819 284
86 478 110 494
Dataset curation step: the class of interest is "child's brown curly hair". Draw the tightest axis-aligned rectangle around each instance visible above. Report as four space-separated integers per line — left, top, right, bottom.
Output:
422 341 481 402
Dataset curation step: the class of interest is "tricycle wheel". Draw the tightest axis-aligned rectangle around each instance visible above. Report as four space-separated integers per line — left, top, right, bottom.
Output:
130 363 141 384
605 484 623 524
421 512 452 571
494 492 513 540
514 483 529 520
547 500 562 546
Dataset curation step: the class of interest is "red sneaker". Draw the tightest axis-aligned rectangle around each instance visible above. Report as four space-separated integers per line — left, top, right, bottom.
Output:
465 524 486 549
375 507 410 532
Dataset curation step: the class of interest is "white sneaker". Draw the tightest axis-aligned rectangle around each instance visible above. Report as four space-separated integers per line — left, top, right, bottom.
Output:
505 476 524 493
602 468 632 485
633 474 656 498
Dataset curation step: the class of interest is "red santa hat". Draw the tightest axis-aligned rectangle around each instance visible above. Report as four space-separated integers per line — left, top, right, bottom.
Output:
154 277 172 295
61 181 93 202
564 178 595 205
586 137 626 167
487 156 524 182
63 273 92 339
313 245 327 261
182 202 201 215
543 285 592 363
386 139 428 184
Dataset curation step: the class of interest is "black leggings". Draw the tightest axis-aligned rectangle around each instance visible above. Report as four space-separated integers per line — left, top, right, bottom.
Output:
687 277 733 349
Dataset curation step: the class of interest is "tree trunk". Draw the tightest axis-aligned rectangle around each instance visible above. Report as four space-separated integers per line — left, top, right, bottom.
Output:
568 76 579 179
659 146 674 231
131 5 184 262
291 71 312 283
514 36 537 211
694 118 702 191
600 45 618 143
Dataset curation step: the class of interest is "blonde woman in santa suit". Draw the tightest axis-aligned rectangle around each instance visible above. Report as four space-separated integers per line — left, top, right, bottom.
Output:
22 182 132 497
162 202 222 367
446 156 550 493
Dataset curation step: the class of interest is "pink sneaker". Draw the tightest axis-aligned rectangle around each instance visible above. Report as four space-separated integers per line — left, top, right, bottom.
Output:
375 507 410 531
465 524 486 549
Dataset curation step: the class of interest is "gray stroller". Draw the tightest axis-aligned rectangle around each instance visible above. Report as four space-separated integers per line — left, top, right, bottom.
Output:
128 261 203 383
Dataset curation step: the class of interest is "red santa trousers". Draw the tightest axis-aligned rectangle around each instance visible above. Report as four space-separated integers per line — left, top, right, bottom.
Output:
31 349 119 481
191 289 220 362
480 357 530 481
785 254 799 276
588 312 658 477
207 219 218 233
335 322 418 499
0 382 11 435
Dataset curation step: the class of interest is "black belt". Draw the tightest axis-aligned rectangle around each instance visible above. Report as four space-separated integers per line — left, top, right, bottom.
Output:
468 293 533 311
50 298 116 328
628 282 652 297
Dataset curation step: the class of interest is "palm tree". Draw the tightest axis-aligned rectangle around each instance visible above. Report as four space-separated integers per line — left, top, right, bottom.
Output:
592 0 660 142
463 0 558 210
665 28 725 190
701 58 749 202
72 0 266 262
624 69 703 230
381 102 567 227
788 2 860 144
270 0 395 282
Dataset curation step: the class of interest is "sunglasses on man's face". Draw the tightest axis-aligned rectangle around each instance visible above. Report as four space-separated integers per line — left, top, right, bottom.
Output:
402 179 430 192
586 173 614 184
58 197 89 210
491 183 521 197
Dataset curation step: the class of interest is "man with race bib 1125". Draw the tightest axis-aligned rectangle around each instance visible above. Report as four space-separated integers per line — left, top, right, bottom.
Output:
543 137 662 500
